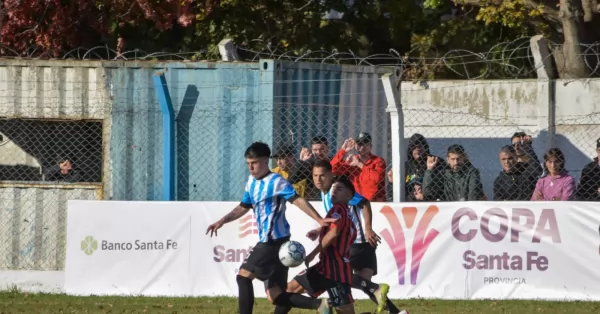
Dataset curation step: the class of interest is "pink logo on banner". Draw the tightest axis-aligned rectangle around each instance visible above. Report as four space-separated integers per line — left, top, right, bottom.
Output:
380 205 440 285
450 207 561 271
238 214 258 239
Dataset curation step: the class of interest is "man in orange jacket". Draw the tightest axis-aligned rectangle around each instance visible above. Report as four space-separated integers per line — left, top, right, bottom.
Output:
330 132 387 202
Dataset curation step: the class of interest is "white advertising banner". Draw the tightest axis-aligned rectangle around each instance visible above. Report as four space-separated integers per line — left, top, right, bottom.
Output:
65 200 600 300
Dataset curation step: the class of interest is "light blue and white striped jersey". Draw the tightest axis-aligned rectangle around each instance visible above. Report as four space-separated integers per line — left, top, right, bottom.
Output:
241 172 297 243
320 190 367 244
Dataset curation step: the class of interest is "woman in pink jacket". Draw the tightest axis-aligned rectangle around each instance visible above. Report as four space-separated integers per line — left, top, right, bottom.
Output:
531 148 576 201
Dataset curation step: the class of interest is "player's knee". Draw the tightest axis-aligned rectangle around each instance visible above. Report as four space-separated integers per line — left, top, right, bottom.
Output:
285 280 301 293
236 275 252 288
267 287 283 304
355 268 374 280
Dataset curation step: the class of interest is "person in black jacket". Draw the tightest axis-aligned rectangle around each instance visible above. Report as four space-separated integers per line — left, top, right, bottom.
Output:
576 138 600 201
511 132 543 177
403 134 446 201
423 144 484 202
493 145 539 201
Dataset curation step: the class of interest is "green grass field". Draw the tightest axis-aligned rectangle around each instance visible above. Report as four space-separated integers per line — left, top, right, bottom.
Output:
1 289 599 313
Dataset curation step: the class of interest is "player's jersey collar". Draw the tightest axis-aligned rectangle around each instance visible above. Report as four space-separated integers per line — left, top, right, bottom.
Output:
253 171 272 181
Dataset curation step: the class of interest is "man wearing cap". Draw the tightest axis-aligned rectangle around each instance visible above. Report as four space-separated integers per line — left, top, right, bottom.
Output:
423 144 484 201
576 138 600 201
330 132 387 202
271 145 307 197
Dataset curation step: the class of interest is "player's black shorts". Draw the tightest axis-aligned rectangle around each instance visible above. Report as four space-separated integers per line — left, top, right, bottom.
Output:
349 243 378 275
294 266 354 307
239 236 289 290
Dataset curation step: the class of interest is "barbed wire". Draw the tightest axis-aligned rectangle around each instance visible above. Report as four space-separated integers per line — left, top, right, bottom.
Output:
1 37 600 79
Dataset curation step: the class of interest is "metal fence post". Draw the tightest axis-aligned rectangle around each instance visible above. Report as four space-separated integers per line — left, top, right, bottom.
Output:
382 69 405 203
153 72 175 201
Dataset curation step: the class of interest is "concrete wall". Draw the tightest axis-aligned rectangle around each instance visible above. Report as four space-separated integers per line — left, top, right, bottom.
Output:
400 78 600 199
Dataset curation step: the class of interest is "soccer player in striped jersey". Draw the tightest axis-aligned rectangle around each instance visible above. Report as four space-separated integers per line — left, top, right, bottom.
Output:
206 142 337 314
309 160 409 314
274 176 358 314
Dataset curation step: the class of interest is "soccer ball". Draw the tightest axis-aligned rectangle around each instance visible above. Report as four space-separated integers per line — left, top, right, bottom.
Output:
279 240 306 267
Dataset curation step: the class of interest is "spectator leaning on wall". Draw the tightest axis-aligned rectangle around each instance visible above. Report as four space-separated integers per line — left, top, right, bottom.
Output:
407 177 425 201
423 144 485 201
403 133 446 201
511 132 543 177
531 148 576 201
44 156 82 183
576 138 600 201
331 132 387 202
271 144 307 197
288 136 330 200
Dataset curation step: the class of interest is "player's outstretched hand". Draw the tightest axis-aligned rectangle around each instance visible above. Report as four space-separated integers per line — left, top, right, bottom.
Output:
317 217 338 227
365 229 382 247
306 228 321 241
206 220 224 237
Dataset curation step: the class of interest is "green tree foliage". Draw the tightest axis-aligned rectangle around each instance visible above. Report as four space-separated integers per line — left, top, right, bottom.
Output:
1 0 597 78
423 0 600 78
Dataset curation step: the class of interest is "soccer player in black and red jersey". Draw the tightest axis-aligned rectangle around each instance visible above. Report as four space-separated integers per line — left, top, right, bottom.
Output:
274 176 358 314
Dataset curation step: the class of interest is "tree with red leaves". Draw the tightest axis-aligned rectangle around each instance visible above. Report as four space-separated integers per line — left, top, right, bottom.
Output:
0 0 195 57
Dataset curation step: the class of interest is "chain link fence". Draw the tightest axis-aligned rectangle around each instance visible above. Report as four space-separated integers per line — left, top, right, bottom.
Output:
178 64 393 202
399 79 600 203
0 64 155 271
1 54 600 275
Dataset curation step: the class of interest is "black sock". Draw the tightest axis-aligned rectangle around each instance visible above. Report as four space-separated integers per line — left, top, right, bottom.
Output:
351 274 380 296
351 274 401 312
385 299 401 313
273 292 322 309
274 305 292 314
236 275 254 314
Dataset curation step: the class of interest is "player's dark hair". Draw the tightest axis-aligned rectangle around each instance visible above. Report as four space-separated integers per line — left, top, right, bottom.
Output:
333 175 355 197
244 142 271 159
313 159 332 172
310 136 328 146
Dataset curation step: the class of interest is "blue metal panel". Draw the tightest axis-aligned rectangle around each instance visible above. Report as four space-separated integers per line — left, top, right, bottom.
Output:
157 62 271 201
152 73 175 200
106 60 391 202
108 67 163 200
274 62 341 153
